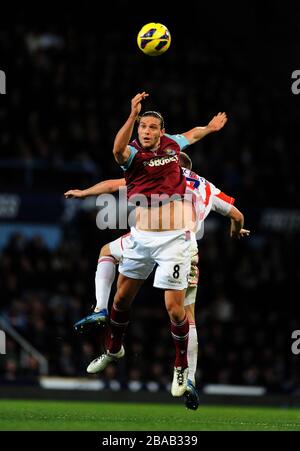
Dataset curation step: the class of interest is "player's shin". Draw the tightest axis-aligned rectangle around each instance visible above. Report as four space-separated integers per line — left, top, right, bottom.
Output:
105 303 130 353
95 256 117 312
170 313 189 396
187 323 198 384
184 288 198 385
171 314 189 368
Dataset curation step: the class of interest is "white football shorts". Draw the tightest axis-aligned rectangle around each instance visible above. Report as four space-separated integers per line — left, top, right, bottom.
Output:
109 229 199 295
111 227 192 290
109 232 132 261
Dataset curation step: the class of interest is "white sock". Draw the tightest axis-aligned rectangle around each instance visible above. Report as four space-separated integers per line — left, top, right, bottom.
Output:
94 256 116 312
187 324 198 385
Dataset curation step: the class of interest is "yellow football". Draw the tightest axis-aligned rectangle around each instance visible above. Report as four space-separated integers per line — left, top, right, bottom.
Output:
137 23 171 56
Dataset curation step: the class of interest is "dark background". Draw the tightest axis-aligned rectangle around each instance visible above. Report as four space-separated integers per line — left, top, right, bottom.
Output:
0 1 299 394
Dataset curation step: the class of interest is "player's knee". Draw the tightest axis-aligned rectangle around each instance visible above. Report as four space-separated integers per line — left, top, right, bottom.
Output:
166 302 185 323
114 288 132 310
184 305 195 324
99 244 111 257
113 296 128 311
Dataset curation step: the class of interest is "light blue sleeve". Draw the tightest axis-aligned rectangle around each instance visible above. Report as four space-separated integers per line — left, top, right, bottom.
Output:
120 146 138 171
165 133 190 151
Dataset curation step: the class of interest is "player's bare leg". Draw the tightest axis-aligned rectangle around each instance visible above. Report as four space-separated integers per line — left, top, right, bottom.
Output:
165 289 189 397
87 274 144 373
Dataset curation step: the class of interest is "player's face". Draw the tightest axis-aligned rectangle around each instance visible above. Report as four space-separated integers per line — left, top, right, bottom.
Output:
138 117 164 149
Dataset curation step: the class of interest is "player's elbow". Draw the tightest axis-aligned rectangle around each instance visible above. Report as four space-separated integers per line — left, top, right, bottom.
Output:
105 184 115 194
106 181 121 193
230 206 244 224
113 147 126 165
236 212 244 227
112 146 121 158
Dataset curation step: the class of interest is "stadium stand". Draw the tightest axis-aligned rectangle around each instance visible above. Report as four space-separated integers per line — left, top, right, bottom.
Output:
0 2 299 398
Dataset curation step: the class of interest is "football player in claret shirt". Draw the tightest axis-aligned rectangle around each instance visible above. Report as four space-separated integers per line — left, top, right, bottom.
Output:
65 153 250 410
69 91 228 398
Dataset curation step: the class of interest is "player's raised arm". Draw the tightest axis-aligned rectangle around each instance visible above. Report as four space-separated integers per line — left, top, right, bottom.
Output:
64 178 126 199
113 92 149 165
182 112 227 145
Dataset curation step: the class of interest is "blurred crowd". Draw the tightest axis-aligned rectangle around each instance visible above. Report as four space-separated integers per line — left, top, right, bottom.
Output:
0 223 299 394
0 4 300 394
0 5 299 206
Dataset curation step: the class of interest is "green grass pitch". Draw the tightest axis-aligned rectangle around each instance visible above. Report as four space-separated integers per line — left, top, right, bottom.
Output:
0 399 300 431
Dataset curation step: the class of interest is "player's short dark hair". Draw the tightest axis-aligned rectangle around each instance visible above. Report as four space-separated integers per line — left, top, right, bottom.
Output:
179 152 192 170
140 111 165 129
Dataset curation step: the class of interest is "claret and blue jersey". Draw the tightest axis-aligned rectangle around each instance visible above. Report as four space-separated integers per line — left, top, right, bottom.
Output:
122 133 190 201
122 133 190 171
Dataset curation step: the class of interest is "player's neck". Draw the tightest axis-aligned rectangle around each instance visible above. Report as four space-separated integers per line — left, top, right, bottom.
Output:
148 139 161 153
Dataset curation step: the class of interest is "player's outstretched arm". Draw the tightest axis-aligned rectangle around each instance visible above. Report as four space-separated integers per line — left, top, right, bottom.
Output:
228 205 250 239
182 112 228 145
113 92 149 165
64 178 126 198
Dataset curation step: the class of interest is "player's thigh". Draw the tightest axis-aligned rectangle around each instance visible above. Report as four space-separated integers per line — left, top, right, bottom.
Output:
185 238 199 308
99 243 112 258
115 273 145 307
154 233 191 290
184 286 198 307
165 288 186 310
188 234 199 279
184 301 196 323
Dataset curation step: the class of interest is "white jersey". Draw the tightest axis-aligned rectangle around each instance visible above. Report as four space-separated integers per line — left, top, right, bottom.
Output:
182 167 235 238
109 168 236 261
